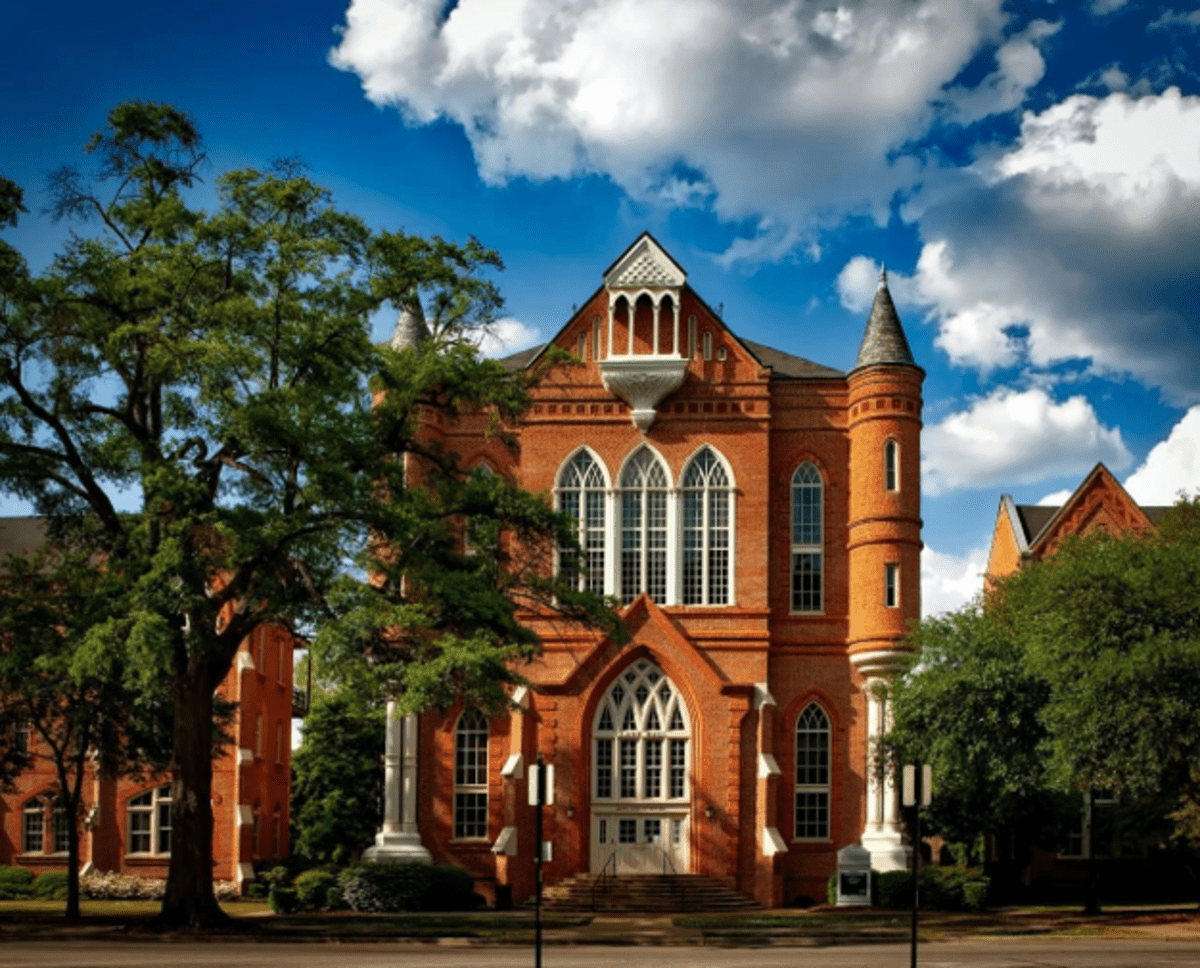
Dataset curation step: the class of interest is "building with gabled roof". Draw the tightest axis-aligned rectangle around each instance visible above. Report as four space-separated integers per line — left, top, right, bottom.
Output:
986 462 1171 585
371 233 925 908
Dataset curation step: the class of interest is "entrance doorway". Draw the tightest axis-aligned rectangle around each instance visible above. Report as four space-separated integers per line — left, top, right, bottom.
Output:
590 660 691 874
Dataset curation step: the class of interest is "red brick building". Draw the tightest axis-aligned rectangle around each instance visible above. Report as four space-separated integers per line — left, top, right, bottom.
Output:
371 234 924 907
0 514 299 891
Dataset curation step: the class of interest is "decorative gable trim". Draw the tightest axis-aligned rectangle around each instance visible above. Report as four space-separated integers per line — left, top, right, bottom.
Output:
1029 463 1153 557
603 232 686 290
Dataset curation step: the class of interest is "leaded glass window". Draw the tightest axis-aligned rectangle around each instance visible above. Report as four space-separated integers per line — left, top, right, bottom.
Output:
593 661 690 802
454 708 489 839
619 448 669 604
795 704 831 839
681 448 731 605
791 462 823 613
557 450 607 595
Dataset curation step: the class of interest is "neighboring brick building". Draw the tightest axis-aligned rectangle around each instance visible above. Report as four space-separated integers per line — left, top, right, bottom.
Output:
371 234 925 908
0 516 301 890
986 462 1170 584
984 462 1178 895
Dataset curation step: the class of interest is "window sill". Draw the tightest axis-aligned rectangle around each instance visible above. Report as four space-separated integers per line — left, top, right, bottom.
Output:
790 838 833 847
124 854 171 864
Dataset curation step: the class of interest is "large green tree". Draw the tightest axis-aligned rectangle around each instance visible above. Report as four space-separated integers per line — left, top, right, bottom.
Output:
289 691 385 865
0 541 170 919
890 499 1200 900
0 103 612 928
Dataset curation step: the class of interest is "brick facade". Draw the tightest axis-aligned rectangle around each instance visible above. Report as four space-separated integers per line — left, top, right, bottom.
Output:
407 235 924 907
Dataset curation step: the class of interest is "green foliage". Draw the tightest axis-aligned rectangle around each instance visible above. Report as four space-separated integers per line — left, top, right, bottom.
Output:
268 887 299 914
294 868 339 909
325 882 347 910
826 873 837 906
290 694 384 864
0 101 620 925
340 862 433 913
874 867 989 911
261 866 291 889
0 866 34 900
0 866 34 887
247 882 268 899
31 871 69 900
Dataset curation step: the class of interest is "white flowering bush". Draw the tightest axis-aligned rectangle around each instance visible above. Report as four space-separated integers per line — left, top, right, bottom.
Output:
81 871 239 902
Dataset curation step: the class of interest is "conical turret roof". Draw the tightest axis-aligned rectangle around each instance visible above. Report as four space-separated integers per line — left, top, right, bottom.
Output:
853 267 915 369
387 294 429 350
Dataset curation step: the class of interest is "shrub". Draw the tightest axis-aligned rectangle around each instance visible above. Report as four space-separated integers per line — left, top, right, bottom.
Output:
826 873 837 906
0 866 34 888
261 865 291 889
962 879 989 911
80 871 238 902
340 862 433 912
294 868 339 909
31 871 69 900
269 887 299 914
248 882 268 899
424 865 478 911
874 866 990 912
324 881 346 910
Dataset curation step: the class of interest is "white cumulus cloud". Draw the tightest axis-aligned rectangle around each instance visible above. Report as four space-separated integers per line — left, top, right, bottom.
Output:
922 387 1131 496
1124 406 1200 506
475 317 542 358
330 0 1046 260
901 87 1200 401
921 544 989 617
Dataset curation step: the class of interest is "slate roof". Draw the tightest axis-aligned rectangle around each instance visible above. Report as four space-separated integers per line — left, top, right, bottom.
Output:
386 296 429 350
1013 503 1172 545
853 277 916 369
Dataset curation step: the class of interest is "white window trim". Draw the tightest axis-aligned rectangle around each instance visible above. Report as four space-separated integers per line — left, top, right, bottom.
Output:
793 703 832 842
554 447 611 597
790 461 824 615
677 445 736 606
126 784 172 856
22 798 46 854
453 708 490 841
617 446 672 605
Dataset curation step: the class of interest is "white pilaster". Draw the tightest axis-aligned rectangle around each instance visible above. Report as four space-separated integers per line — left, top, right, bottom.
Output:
857 676 909 872
364 699 431 864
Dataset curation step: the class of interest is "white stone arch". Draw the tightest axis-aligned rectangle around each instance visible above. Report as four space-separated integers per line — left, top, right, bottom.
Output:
678 444 736 606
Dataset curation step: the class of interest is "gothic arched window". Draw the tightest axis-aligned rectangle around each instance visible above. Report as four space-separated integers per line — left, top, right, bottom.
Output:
681 447 731 605
795 703 831 840
454 708 489 839
593 660 690 802
557 450 607 595
619 448 669 604
791 461 823 613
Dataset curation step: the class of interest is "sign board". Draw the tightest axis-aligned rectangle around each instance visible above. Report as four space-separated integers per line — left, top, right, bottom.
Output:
902 764 932 807
528 764 556 806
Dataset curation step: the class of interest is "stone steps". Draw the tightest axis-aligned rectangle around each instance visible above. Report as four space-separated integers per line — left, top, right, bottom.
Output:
534 873 762 913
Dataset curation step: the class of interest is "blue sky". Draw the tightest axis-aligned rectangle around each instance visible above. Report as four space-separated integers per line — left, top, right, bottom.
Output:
3 0 1199 615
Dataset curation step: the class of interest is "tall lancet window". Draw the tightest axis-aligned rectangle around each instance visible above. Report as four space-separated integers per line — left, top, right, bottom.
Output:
620 448 669 604
454 708 489 839
791 461 823 613
884 439 898 492
681 447 731 605
795 703 831 839
557 450 607 595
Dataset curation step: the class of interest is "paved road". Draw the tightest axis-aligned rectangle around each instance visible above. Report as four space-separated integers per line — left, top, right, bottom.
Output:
3 941 1200 968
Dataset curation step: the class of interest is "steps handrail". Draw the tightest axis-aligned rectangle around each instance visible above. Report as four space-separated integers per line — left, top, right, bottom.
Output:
592 849 618 911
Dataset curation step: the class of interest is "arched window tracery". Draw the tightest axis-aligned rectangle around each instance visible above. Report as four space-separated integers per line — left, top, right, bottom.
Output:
795 703 831 840
681 448 731 605
556 450 607 595
791 461 823 613
619 448 669 604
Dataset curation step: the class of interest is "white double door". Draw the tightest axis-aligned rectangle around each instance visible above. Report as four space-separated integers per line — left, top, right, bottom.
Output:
592 809 690 874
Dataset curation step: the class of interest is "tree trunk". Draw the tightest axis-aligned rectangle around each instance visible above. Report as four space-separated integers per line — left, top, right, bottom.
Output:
157 668 228 929
65 813 81 920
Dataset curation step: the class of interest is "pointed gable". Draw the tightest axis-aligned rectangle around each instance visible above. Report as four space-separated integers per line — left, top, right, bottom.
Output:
604 232 687 291
1026 464 1156 559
